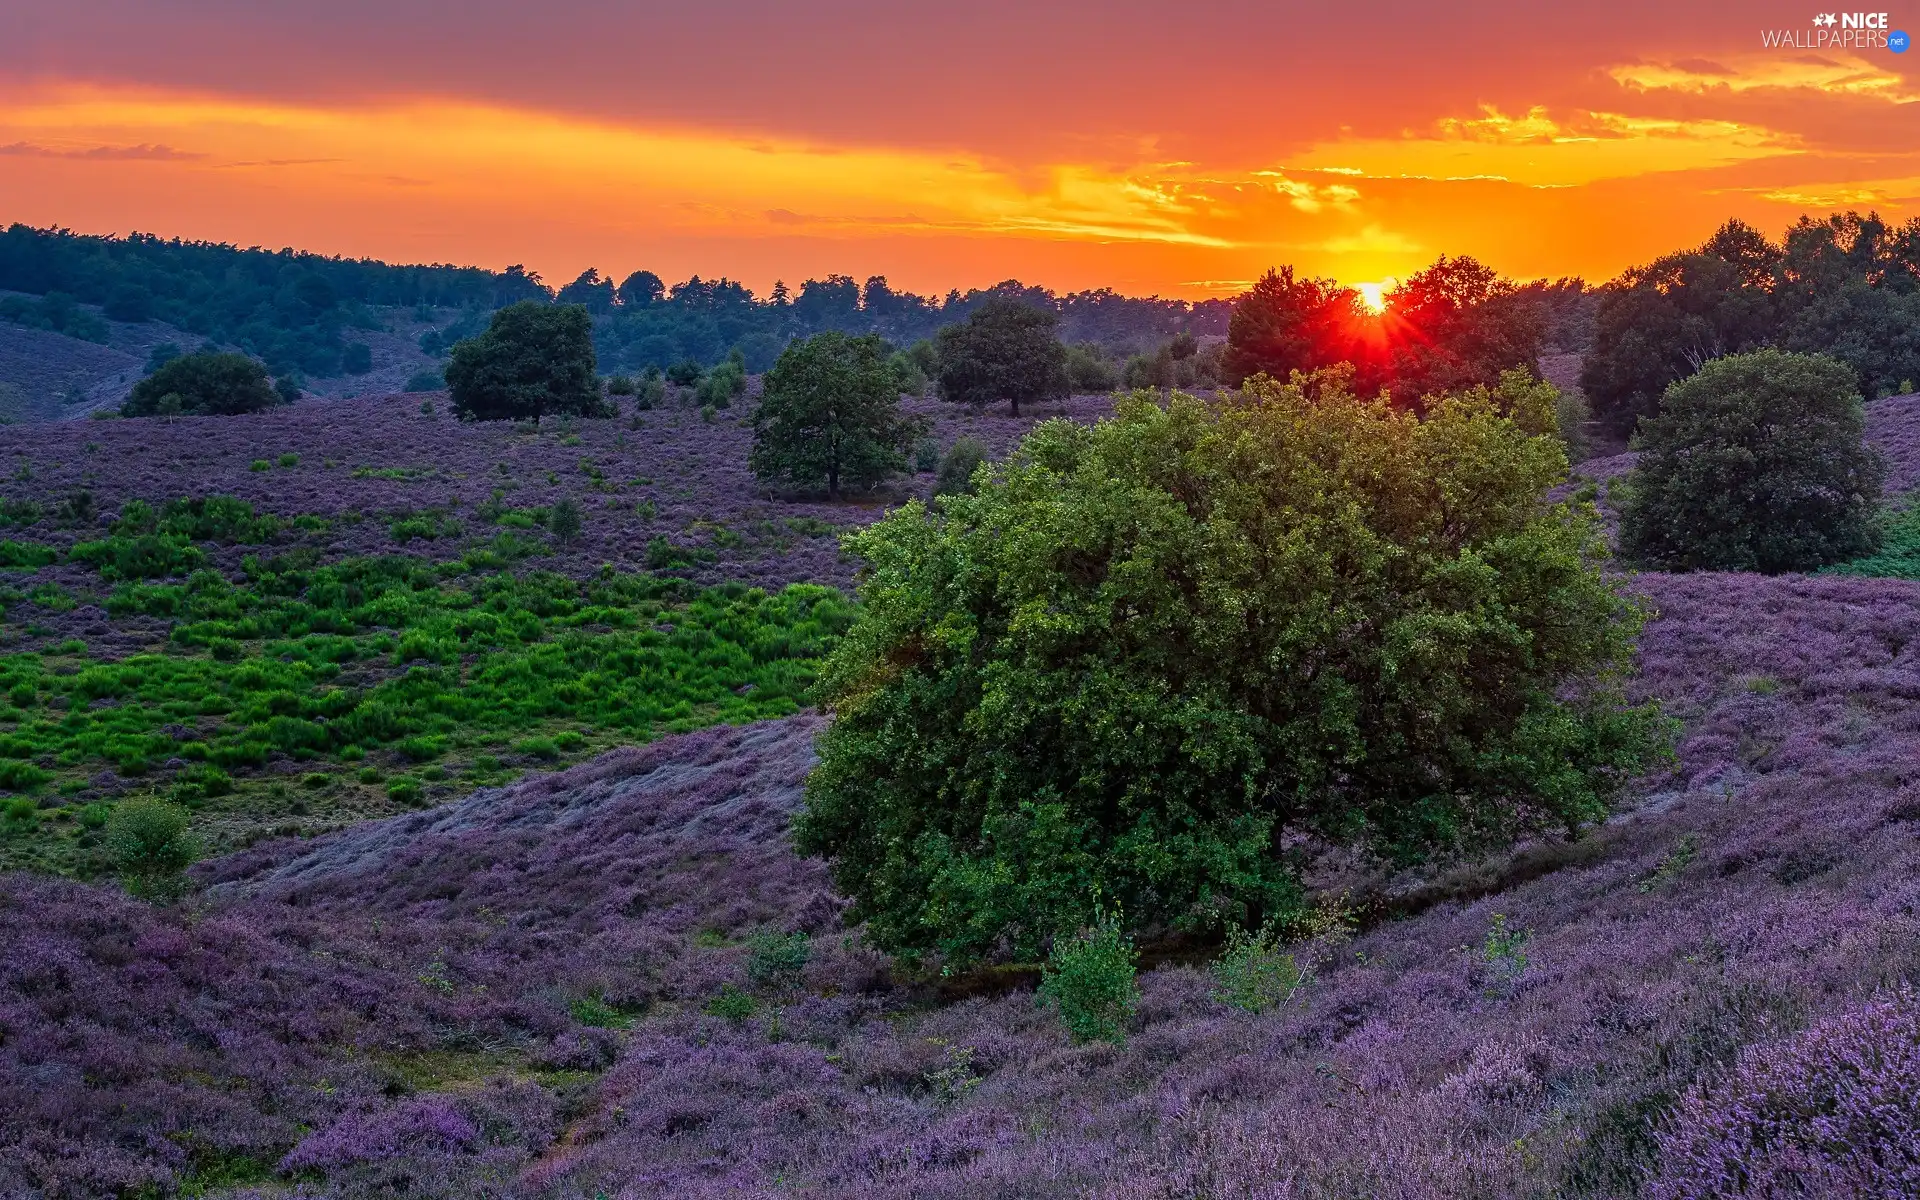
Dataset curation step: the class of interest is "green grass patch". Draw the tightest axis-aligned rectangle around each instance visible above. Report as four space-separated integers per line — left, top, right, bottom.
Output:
1825 499 1920 579
0 554 852 874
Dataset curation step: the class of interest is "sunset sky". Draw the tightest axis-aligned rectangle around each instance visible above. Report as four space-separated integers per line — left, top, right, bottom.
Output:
3 1 1917 299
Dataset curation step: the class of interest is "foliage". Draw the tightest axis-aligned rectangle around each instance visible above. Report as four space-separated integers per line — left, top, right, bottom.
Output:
1063 342 1120 392
705 984 756 1022
932 436 987 498
745 929 811 991
445 302 607 423
1825 498 1920 579
749 331 922 499
403 369 445 393
103 797 199 898
1223 266 1364 386
1621 349 1883 573
1583 213 1920 432
1037 913 1139 1044
935 297 1070 416
1211 920 1309 1014
796 376 1666 964
0 555 853 873
548 497 582 544
121 350 287 418
1 223 547 376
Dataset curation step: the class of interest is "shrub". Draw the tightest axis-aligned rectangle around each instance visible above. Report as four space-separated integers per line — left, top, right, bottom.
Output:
445 301 607 423
750 332 923 499
1620 349 1883 572
745 929 811 991
549 497 582 544
705 984 755 1022
666 359 704 387
1064 342 1120 393
912 437 940 473
402 369 444 393
933 437 987 498
1038 915 1139 1044
1211 921 1308 1014
0 540 57 569
103 797 199 898
935 297 1069 416
1650 987 1920 1198
797 374 1667 964
122 351 284 418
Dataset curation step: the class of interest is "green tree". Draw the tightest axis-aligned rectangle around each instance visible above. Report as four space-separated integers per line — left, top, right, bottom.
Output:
1620 349 1882 572
796 376 1666 966
935 297 1069 416
121 351 284 417
1222 266 1365 387
750 332 922 499
445 301 605 423
549 496 582 543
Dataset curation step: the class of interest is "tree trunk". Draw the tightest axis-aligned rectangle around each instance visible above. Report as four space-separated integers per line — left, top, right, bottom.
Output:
828 464 839 501
1010 395 1020 418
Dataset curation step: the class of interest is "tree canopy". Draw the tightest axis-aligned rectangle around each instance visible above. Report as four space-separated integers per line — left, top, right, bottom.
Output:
1582 213 1920 433
1620 349 1883 573
749 331 923 499
796 376 1667 966
934 297 1070 416
120 351 286 418
444 302 605 423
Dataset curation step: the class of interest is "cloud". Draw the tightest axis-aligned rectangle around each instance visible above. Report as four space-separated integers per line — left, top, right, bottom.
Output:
0 140 202 160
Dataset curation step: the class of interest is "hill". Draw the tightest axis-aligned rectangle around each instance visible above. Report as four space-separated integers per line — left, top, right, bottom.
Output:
2 379 1918 1196
4 565 1919 1197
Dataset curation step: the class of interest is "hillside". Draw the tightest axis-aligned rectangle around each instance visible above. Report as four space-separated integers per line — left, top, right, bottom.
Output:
2 385 1918 1197
4 565 1918 1197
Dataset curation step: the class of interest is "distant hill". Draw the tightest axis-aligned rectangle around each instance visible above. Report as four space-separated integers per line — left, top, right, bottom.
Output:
0 222 1234 422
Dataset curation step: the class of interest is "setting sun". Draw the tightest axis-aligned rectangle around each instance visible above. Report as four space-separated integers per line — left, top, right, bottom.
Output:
1353 279 1394 313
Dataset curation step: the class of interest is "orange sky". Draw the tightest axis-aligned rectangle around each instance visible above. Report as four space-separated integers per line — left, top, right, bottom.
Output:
2 1 1917 298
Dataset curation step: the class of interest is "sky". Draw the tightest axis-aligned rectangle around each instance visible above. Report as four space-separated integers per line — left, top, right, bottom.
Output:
1 1 1917 299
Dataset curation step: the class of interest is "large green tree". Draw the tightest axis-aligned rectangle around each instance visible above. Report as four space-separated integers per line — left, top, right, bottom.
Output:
1222 266 1366 388
797 376 1667 966
445 301 605 423
749 332 923 499
1620 349 1883 572
121 350 286 417
935 297 1069 416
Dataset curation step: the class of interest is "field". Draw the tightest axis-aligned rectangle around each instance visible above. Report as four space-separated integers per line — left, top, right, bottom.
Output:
2 384 1920 1196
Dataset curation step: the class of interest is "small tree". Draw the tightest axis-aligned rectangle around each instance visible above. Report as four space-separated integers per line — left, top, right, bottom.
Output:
549 497 582 544
105 797 199 899
750 332 922 499
1038 914 1139 1044
122 351 283 417
796 374 1668 966
1620 349 1882 572
935 297 1069 416
933 436 987 497
445 301 605 423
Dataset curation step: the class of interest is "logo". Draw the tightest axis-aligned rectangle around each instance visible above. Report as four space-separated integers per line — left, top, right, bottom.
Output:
1762 11 1899 47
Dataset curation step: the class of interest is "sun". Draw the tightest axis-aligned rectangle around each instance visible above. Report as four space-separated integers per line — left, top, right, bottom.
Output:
1352 279 1393 313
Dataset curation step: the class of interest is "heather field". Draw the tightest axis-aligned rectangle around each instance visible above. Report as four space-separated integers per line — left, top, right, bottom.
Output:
4 570 1920 1198
3 387 1920 1197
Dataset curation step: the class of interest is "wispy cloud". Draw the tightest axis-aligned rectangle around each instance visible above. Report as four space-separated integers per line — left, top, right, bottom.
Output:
0 140 202 160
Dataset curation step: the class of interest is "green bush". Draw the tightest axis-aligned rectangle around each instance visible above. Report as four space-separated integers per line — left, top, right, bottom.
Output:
0 540 57 569
1827 500 1920 580
933 437 987 498
745 929 811 991
104 797 199 898
705 984 755 1022
797 374 1667 965
1038 915 1139 1044
122 351 285 418
1211 920 1313 1013
549 497 582 544
1621 349 1882 572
